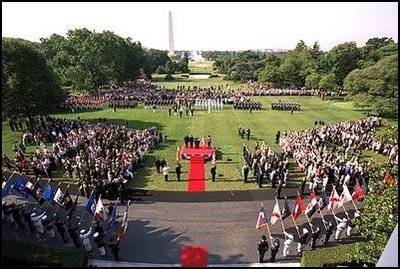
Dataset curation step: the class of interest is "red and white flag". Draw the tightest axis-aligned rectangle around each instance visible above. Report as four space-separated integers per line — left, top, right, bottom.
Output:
95 197 107 222
339 183 353 207
118 201 130 240
270 197 282 225
352 180 365 201
305 191 319 218
328 187 341 211
292 195 305 220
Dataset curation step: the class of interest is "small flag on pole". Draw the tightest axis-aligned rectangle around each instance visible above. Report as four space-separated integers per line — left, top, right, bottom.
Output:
305 192 319 218
13 176 28 198
256 206 268 229
270 198 282 225
339 183 353 207
118 201 130 240
53 187 64 206
317 191 329 210
328 187 341 211
95 197 107 222
292 194 305 220
42 183 54 201
2 174 13 197
281 198 292 220
86 195 96 216
352 180 366 201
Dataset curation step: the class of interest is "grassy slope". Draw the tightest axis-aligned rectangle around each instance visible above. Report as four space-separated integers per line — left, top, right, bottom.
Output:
3 96 368 191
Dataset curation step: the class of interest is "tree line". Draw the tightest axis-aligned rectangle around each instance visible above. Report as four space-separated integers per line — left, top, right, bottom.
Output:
2 28 190 116
212 37 398 117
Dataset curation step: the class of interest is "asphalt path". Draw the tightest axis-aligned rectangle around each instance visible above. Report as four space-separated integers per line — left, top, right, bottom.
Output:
3 191 361 265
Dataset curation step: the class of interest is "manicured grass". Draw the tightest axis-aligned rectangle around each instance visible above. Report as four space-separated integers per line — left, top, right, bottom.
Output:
2 96 369 191
300 243 358 267
188 60 215 74
151 74 243 89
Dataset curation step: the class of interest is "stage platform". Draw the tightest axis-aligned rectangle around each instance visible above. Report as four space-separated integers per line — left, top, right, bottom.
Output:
180 145 214 161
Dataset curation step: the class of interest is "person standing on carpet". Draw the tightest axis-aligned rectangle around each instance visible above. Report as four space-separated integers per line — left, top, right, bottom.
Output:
210 163 217 182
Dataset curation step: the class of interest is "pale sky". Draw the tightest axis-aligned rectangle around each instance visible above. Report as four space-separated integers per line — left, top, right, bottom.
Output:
2 2 398 51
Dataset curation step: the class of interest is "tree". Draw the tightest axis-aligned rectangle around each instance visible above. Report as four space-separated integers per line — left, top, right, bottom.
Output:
344 54 398 117
350 162 398 265
305 73 322 89
143 49 170 75
327 42 361 86
2 38 66 116
40 28 145 92
318 73 338 90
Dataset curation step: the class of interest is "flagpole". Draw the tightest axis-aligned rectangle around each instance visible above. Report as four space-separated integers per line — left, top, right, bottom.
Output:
265 223 274 246
275 197 287 239
290 214 301 237
341 204 350 219
304 212 314 233
330 209 339 225
318 209 327 229
80 189 95 221
91 193 101 224
351 199 358 211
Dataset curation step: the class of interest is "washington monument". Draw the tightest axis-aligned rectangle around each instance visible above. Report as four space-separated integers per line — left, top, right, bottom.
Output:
168 11 174 56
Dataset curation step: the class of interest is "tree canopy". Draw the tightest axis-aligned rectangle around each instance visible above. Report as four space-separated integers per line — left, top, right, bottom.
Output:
2 37 66 116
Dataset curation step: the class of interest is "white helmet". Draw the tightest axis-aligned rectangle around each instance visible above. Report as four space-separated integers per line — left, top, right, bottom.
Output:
80 229 86 235
354 211 360 218
303 228 308 234
30 212 37 218
93 232 99 238
41 215 47 221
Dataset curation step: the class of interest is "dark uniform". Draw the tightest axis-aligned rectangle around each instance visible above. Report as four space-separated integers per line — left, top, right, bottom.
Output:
257 235 269 263
67 219 81 248
175 163 182 181
210 164 217 182
322 220 334 245
55 217 68 243
109 238 120 261
270 237 280 262
310 224 321 249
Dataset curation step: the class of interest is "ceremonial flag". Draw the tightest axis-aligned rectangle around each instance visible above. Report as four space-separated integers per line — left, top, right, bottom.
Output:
118 202 130 239
256 206 269 229
384 171 395 185
270 198 282 225
317 191 329 210
352 180 365 201
86 195 96 215
281 198 292 220
305 192 319 217
13 176 28 198
53 187 64 206
2 175 13 197
95 197 107 222
292 195 305 220
61 190 74 210
328 187 341 211
105 199 119 232
42 183 54 201
67 194 79 218
339 183 353 207
24 180 41 200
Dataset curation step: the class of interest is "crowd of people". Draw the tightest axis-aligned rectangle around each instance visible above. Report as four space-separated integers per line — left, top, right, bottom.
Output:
279 115 398 195
3 115 164 199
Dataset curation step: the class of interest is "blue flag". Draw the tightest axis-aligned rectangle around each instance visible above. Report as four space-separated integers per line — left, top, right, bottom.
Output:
317 191 329 210
2 175 13 197
86 195 96 215
105 199 119 231
13 177 28 198
42 184 54 201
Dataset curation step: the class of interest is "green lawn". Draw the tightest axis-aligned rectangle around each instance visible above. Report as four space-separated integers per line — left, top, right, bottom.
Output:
151 74 243 90
3 96 369 191
188 60 214 74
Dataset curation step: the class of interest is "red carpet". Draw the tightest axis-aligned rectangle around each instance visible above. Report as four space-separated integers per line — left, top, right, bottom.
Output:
181 246 208 267
187 154 205 192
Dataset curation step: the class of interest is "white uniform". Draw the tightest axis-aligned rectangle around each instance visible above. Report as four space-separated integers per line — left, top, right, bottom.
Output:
283 231 294 257
334 216 348 240
80 227 93 252
31 212 46 234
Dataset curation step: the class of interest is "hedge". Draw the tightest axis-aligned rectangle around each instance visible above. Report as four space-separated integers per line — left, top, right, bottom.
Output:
300 243 358 267
2 239 87 267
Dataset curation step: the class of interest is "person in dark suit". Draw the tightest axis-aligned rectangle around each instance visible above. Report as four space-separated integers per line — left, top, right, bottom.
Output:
155 158 161 173
184 135 189 148
189 135 194 148
257 235 269 263
108 238 120 261
175 162 182 181
210 164 217 182
276 179 283 199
